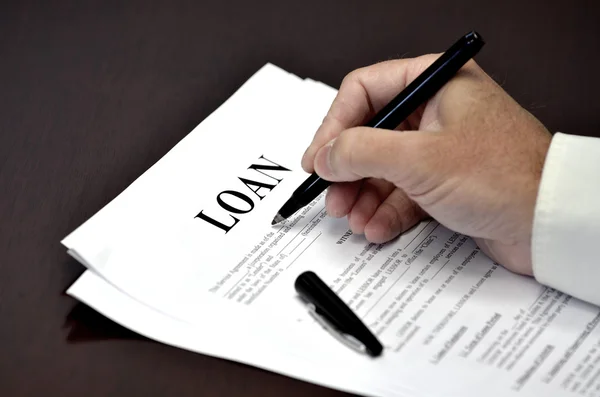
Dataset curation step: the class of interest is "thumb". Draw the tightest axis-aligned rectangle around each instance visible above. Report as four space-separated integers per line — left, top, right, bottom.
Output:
313 127 451 195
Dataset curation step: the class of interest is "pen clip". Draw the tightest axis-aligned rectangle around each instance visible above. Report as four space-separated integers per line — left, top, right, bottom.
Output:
307 303 367 355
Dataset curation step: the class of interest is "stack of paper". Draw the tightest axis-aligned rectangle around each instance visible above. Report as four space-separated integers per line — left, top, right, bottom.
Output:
62 64 600 397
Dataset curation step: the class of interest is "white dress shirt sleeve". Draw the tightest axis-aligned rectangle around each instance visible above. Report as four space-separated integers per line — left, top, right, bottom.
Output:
532 132 600 307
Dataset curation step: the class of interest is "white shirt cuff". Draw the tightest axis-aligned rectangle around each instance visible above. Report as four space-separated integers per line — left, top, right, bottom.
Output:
532 132 600 307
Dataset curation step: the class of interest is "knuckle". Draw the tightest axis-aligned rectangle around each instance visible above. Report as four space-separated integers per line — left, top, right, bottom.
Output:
342 68 363 86
324 105 345 130
318 114 341 141
312 113 346 152
381 200 402 227
340 65 373 93
407 200 424 222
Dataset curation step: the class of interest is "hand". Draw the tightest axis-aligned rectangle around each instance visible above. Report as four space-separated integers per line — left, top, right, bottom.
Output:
301 55 552 276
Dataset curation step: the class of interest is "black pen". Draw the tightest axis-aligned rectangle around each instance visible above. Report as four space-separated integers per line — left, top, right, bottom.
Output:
295 271 383 357
272 30 485 225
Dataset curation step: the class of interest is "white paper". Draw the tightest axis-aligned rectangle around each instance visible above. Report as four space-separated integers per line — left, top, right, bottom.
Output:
64 64 600 397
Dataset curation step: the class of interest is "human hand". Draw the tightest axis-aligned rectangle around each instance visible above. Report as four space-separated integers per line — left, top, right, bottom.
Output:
301 55 552 276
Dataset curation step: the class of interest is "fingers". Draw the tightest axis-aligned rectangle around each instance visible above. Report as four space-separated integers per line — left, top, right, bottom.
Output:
347 179 395 234
325 181 361 218
313 127 448 195
326 179 425 244
301 54 441 173
364 189 427 243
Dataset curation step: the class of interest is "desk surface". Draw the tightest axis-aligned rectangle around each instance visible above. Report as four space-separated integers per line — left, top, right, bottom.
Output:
1 1 599 396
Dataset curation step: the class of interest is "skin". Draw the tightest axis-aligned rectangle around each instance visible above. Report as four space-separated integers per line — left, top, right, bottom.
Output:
301 54 552 276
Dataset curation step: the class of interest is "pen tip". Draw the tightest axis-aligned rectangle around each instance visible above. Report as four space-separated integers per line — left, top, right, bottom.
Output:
271 214 285 225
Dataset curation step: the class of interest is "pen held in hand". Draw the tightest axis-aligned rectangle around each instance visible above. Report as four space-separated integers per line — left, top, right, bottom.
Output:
271 30 485 225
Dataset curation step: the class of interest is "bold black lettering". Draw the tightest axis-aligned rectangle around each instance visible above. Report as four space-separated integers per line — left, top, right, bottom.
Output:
195 210 240 233
217 190 254 214
247 155 291 182
238 177 276 200
195 155 290 234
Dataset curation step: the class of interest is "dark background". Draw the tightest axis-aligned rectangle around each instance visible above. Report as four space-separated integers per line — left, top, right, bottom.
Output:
1 1 599 396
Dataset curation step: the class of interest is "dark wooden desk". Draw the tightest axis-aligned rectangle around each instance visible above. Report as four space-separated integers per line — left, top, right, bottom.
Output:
1 1 599 396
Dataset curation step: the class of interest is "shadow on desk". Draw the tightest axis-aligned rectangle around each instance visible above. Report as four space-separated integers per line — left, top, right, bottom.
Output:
64 302 148 343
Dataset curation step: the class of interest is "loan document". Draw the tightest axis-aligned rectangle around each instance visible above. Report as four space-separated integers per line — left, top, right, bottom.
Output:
63 64 600 397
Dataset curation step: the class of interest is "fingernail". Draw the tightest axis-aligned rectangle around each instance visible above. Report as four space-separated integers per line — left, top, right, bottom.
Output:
321 138 336 177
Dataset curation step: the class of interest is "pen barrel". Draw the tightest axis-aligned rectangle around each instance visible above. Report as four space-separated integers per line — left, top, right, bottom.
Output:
286 173 331 210
365 31 484 130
